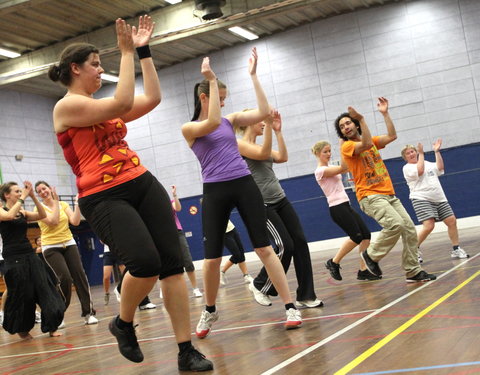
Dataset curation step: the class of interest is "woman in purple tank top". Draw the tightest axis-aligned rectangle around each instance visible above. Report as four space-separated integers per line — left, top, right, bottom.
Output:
182 51 302 339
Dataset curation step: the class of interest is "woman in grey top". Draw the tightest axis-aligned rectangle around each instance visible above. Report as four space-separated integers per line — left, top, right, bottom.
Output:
237 110 322 308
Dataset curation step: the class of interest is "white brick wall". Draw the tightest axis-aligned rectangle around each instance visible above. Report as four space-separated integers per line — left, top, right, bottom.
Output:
1 0 479 198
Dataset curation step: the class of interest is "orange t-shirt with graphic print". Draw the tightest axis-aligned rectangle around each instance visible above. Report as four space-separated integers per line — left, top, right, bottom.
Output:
341 136 395 202
57 118 147 198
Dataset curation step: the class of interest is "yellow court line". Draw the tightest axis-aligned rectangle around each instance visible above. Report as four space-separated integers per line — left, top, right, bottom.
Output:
335 270 480 375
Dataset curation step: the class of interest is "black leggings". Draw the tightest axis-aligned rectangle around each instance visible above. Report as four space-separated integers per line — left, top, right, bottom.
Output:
329 201 371 244
224 228 246 264
202 175 269 259
79 171 184 278
253 197 316 301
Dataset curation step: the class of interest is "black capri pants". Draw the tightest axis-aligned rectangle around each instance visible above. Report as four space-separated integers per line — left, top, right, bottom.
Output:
202 175 270 259
79 171 184 279
224 228 246 264
329 201 371 244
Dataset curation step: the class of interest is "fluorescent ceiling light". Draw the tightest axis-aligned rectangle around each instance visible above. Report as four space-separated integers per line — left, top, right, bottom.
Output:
0 48 21 58
228 26 259 40
102 73 119 82
165 0 182 4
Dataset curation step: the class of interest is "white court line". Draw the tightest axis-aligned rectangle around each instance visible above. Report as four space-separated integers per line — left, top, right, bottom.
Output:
261 254 480 375
0 309 376 360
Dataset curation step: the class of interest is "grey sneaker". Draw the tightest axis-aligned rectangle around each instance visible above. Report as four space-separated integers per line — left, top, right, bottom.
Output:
451 247 469 259
195 310 219 339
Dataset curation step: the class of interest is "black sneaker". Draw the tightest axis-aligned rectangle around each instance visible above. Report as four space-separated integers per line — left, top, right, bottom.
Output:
361 250 382 276
108 316 144 363
357 269 382 281
178 346 214 372
406 270 437 283
325 258 342 281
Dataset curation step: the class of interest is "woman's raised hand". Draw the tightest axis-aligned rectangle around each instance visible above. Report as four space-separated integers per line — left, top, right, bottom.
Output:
132 15 155 47
23 181 33 199
51 187 59 201
432 138 442 152
116 18 134 54
201 57 216 81
248 47 258 76
417 142 424 154
270 110 282 132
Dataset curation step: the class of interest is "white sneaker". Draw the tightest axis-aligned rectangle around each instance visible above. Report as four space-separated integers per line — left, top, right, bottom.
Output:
159 289 163 299
285 308 302 330
139 302 156 310
295 299 324 308
195 310 219 339
58 320 66 329
248 282 272 306
114 287 121 302
451 247 469 259
243 274 254 284
85 314 98 325
35 311 42 323
193 288 203 298
220 271 227 286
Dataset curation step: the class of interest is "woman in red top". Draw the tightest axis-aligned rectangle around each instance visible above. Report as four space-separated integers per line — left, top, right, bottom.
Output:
48 16 212 371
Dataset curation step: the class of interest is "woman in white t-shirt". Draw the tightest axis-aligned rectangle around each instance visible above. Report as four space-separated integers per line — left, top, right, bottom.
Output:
401 139 468 261
312 141 377 281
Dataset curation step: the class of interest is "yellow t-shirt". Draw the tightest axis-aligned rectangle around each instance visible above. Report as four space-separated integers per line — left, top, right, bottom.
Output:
37 201 74 245
341 136 395 202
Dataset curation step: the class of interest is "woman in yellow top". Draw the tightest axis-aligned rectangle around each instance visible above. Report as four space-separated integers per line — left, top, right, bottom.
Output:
35 181 98 325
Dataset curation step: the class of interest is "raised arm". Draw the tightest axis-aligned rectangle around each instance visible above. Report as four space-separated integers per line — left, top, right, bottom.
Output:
121 15 161 123
0 184 30 222
376 97 397 148
433 138 444 172
53 18 136 132
182 57 221 146
227 47 269 128
349 107 373 155
65 194 81 226
270 111 288 163
171 185 182 212
416 143 425 176
38 187 60 226
25 182 47 221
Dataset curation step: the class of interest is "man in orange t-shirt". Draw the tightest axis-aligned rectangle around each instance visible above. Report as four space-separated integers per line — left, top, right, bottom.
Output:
335 97 436 283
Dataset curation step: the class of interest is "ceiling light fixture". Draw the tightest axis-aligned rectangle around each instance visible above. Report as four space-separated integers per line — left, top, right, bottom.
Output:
102 73 119 82
165 0 182 4
228 26 259 40
0 47 21 58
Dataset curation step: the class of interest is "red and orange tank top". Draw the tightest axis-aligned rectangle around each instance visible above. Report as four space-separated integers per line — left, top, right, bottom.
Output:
57 118 147 198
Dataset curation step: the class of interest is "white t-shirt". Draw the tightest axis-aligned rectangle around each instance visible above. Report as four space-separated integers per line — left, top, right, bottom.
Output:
314 166 349 207
403 160 447 202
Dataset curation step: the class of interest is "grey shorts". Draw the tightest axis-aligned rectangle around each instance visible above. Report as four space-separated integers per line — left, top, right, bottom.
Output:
411 199 454 223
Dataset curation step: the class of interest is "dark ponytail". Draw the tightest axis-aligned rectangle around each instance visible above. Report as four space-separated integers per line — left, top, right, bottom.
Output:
191 79 227 121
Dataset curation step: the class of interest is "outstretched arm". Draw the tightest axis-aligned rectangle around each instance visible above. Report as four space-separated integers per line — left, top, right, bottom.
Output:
182 57 221 146
349 106 373 155
376 97 397 148
416 143 425 176
54 18 136 132
227 48 269 128
433 139 444 172
122 15 161 123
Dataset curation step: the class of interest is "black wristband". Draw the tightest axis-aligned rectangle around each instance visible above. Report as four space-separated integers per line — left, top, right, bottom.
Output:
136 45 151 60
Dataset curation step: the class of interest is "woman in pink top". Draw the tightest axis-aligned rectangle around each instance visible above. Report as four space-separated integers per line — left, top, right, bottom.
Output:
312 141 377 281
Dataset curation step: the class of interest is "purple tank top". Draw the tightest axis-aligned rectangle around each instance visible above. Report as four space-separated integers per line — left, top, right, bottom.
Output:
191 117 250 183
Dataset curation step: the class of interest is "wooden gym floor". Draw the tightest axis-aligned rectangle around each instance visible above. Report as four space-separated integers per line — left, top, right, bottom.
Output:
0 226 479 375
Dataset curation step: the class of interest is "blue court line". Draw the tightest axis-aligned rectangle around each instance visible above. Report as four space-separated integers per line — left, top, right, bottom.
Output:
353 361 480 374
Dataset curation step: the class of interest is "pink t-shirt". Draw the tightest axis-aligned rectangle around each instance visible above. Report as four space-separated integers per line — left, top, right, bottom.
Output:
171 200 182 231
314 166 349 207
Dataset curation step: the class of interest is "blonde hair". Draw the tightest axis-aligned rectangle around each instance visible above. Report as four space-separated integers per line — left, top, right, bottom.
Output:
311 141 330 156
401 144 416 160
